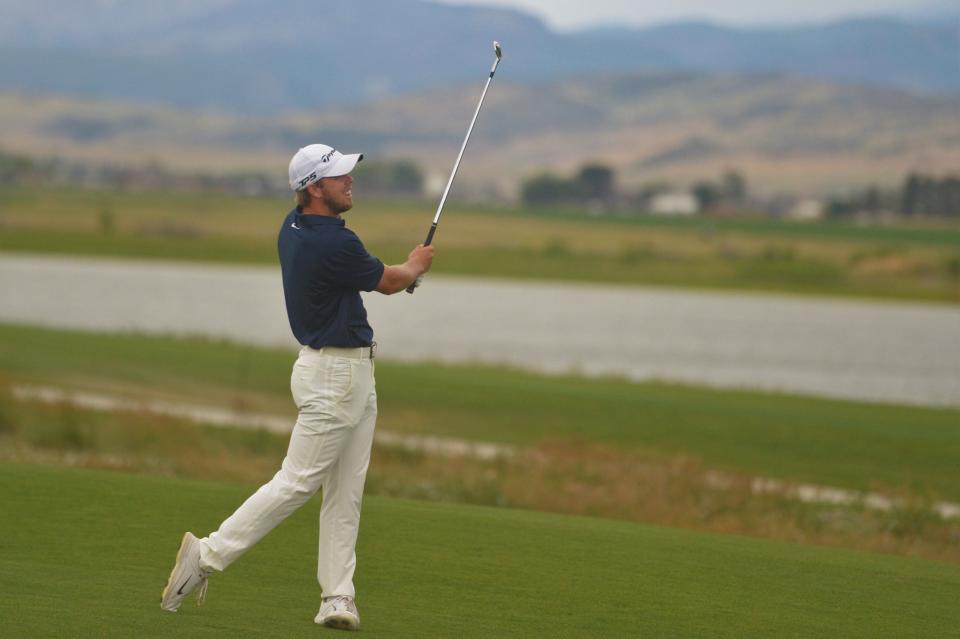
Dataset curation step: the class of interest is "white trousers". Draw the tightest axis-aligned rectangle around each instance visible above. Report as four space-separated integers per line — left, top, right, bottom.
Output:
199 346 377 598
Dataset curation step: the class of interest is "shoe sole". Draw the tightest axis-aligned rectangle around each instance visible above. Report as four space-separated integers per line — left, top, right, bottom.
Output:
322 615 359 631
160 532 194 612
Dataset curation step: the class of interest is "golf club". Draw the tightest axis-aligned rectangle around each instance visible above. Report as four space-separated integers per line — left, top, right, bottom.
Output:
407 40 503 294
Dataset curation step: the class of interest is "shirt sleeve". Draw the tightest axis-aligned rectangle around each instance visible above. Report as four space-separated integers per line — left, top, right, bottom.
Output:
327 231 385 292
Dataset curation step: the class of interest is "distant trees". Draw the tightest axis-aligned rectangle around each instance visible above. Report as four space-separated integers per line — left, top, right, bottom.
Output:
0 150 428 198
352 160 424 197
722 170 746 202
0 150 36 185
577 164 615 201
5 144 957 219
826 186 897 217
826 174 959 218
521 167 959 219
691 181 720 210
521 165 755 215
522 173 582 205
692 170 748 210
522 163 616 206
901 173 960 217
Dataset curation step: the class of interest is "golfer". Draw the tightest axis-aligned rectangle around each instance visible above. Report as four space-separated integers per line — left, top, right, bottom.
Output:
161 143 434 630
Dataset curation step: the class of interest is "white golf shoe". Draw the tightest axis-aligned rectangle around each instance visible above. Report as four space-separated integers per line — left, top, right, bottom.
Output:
160 532 211 612
315 595 360 630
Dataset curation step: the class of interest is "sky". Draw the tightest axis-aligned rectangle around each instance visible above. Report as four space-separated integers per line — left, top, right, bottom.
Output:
433 0 937 30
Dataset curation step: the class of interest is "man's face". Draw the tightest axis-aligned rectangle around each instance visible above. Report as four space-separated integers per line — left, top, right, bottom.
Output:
317 174 353 214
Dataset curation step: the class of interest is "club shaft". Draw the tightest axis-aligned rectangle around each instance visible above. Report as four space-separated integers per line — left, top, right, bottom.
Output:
407 49 500 295
427 63 499 238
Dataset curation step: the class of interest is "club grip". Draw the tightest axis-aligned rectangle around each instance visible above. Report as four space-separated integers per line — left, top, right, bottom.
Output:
423 225 437 246
405 224 438 294
405 275 423 294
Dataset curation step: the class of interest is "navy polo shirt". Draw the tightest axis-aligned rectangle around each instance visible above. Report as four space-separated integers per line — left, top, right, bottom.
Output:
278 208 385 348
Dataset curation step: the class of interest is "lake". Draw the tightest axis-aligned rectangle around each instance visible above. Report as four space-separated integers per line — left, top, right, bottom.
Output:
1 253 958 407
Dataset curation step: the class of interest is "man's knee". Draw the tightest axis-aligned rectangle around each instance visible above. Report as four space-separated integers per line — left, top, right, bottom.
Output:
296 411 349 435
275 468 323 499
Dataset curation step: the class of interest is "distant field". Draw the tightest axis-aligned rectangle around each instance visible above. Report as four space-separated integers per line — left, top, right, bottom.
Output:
3 322 958 503
1 186 958 301
1 463 957 638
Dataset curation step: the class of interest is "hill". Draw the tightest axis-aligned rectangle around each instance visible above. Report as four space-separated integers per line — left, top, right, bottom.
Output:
2 462 958 637
575 17 960 95
0 1 956 113
2 69 957 195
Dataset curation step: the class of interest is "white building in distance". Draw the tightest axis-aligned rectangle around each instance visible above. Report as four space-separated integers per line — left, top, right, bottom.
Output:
649 192 699 216
786 199 825 221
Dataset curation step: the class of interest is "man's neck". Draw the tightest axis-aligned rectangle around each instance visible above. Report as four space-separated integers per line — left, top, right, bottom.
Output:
300 205 339 218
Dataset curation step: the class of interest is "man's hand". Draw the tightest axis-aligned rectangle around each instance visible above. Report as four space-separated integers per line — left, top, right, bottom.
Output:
408 244 434 275
376 244 435 295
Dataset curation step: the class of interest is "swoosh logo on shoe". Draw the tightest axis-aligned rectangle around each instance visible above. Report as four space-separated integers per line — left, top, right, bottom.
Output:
176 576 191 595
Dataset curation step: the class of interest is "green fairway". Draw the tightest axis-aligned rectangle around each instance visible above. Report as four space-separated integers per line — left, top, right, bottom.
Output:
1 462 957 638
2 322 959 502
2 185 958 301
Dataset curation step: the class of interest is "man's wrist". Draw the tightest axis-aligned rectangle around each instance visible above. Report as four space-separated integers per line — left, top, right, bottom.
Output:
407 260 426 278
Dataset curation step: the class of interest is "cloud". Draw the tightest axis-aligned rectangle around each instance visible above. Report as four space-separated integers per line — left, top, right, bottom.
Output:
432 0 929 29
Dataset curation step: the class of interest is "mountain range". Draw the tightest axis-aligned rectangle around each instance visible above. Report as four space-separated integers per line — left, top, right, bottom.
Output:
0 0 957 113
3 70 956 197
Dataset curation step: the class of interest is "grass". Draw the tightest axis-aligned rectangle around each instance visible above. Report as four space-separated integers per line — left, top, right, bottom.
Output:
2 322 959 503
4 387 958 563
2 185 959 301
1 462 958 638
515 203 960 247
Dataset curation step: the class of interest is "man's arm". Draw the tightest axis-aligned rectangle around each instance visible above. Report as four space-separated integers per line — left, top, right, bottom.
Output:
376 244 434 295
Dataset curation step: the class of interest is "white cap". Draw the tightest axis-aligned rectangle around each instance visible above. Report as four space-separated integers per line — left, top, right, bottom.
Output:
288 144 364 191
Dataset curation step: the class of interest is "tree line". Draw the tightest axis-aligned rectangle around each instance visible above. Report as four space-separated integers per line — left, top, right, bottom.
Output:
522 163 959 218
0 149 424 198
827 174 960 218
3 147 957 217
521 164 748 211
901 174 960 217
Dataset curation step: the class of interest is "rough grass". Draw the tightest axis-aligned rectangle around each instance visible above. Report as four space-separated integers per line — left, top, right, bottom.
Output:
5 391 957 563
2 322 959 503
2 186 958 301
1 462 958 638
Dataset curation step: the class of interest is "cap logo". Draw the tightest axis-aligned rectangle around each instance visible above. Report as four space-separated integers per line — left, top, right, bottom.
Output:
320 149 336 163
297 171 318 189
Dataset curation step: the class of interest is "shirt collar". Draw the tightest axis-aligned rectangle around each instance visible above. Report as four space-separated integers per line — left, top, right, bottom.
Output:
295 208 344 227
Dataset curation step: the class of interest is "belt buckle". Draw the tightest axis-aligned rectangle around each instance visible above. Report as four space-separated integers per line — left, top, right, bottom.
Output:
370 341 377 360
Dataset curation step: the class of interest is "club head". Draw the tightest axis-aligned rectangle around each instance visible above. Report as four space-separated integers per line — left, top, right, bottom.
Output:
493 41 502 60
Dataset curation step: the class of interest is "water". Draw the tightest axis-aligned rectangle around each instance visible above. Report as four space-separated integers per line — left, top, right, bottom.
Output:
1 253 958 407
